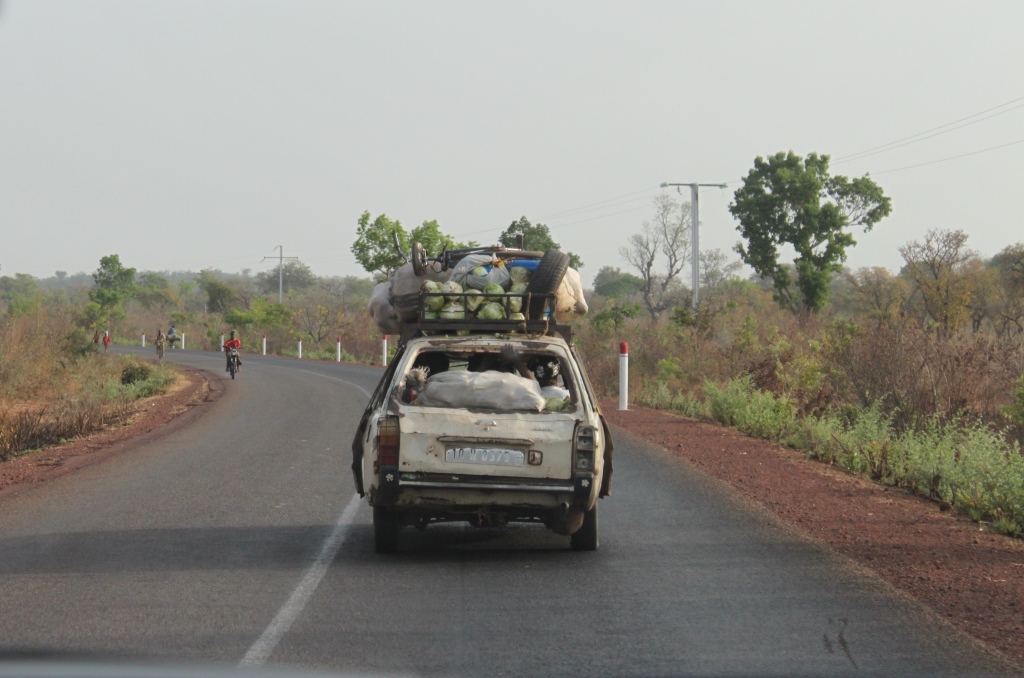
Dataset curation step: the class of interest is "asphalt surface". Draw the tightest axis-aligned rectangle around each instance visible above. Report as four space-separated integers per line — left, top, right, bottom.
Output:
0 348 1018 677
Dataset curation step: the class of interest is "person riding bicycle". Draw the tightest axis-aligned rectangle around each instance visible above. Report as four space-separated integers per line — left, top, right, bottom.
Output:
167 325 178 349
155 329 166 360
223 330 242 372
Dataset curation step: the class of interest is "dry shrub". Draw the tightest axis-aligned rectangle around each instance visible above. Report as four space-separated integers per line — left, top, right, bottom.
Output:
824 321 1024 431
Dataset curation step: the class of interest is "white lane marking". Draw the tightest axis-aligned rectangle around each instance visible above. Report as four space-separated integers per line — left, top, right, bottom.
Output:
239 494 362 667
259 363 374 399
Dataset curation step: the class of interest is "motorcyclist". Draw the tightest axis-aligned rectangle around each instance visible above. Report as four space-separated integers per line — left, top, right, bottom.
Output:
167 325 178 349
223 330 242 372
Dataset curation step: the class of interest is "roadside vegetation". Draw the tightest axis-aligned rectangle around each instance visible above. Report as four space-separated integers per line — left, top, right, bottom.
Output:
2 151 1022 537
0 303 176 461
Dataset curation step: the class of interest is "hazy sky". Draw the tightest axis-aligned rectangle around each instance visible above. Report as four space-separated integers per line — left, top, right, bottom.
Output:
1 1 1022 286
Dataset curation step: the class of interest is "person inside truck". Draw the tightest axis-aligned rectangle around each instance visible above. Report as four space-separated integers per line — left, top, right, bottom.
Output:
497 345 570 400
528 355 570 401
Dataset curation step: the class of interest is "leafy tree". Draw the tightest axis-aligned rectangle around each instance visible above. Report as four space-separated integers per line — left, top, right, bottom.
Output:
352 211 408 279
0 273 39 316
135 273 181 311
898 229 976 338
255 260 316 296
87 254 136 327
197 270 236 313
224 297 293 329
499 217 583 269
588 303 642 332
409 220 465 257
593 266 644 299
729 151 892 313
620 194 692 320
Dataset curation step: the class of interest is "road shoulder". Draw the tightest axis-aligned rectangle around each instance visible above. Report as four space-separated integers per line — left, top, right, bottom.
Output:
602 400 1024 667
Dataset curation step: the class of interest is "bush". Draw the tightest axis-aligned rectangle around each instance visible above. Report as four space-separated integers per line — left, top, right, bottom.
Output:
703 376 797 442
121 361 152 385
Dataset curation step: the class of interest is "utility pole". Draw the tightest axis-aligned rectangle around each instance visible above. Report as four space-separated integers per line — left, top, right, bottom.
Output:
261 246 299 303
660 182 728 309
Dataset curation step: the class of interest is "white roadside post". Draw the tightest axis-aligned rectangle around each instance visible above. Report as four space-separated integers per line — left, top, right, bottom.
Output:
298 338 303 360
619 341 629 411
220 334 225 352
181 333 185 350
262 334 267 356
382 335 388 367
141 334 146 347
336 337 342 362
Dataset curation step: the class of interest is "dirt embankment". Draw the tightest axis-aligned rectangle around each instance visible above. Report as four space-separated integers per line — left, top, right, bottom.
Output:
602 401 1024 667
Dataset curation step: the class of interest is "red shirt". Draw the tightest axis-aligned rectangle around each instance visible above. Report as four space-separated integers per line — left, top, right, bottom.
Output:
102 335 110 346
224 338 242 350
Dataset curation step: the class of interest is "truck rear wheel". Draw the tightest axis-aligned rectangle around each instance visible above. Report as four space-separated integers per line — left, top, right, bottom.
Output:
373 505 400 553
570 502 599 551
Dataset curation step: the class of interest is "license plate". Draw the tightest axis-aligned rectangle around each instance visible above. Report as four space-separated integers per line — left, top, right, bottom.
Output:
445 448 525 467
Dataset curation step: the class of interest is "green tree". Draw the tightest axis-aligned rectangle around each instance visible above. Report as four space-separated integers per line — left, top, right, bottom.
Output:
409 219 471 257
135 273 181 311
0 273 39 316
729 151 892 313
255 260 317 296
352 211 408 279
592 266 644 299
499 217 583 269
87 254 137 327
197 270 236 314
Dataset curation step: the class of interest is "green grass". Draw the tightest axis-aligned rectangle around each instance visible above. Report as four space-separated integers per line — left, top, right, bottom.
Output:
642 377 1024 538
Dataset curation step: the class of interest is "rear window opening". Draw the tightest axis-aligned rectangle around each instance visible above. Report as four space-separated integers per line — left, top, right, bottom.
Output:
396 347 575 413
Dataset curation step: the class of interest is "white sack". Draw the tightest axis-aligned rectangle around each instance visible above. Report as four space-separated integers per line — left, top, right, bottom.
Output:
450 255 511 291
415 370 546 412
390 262 451 321
551 267 588 322
368 281 402 335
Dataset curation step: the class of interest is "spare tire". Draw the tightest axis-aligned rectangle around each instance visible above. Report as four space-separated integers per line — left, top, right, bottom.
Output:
525 249 570 320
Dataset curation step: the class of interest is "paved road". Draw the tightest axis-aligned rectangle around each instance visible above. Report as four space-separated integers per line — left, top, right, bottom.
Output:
0 348 1016 677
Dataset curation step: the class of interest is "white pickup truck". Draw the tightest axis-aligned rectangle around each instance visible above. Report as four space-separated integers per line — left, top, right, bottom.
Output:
351 325 613 553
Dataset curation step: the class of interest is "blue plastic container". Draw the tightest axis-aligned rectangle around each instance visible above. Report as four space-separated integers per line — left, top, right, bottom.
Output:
509 259 541 271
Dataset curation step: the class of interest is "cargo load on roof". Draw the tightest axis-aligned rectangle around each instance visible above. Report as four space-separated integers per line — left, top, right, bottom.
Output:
367 240 587 336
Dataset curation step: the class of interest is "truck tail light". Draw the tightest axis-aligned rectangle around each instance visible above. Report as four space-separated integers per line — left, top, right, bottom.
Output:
574 425 596 471
377 416 400 467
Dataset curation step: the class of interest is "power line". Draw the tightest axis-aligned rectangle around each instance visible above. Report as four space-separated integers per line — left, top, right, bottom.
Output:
545 195 656 222
869 138 1024 176
834 94 1024 164
540 187 659 220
